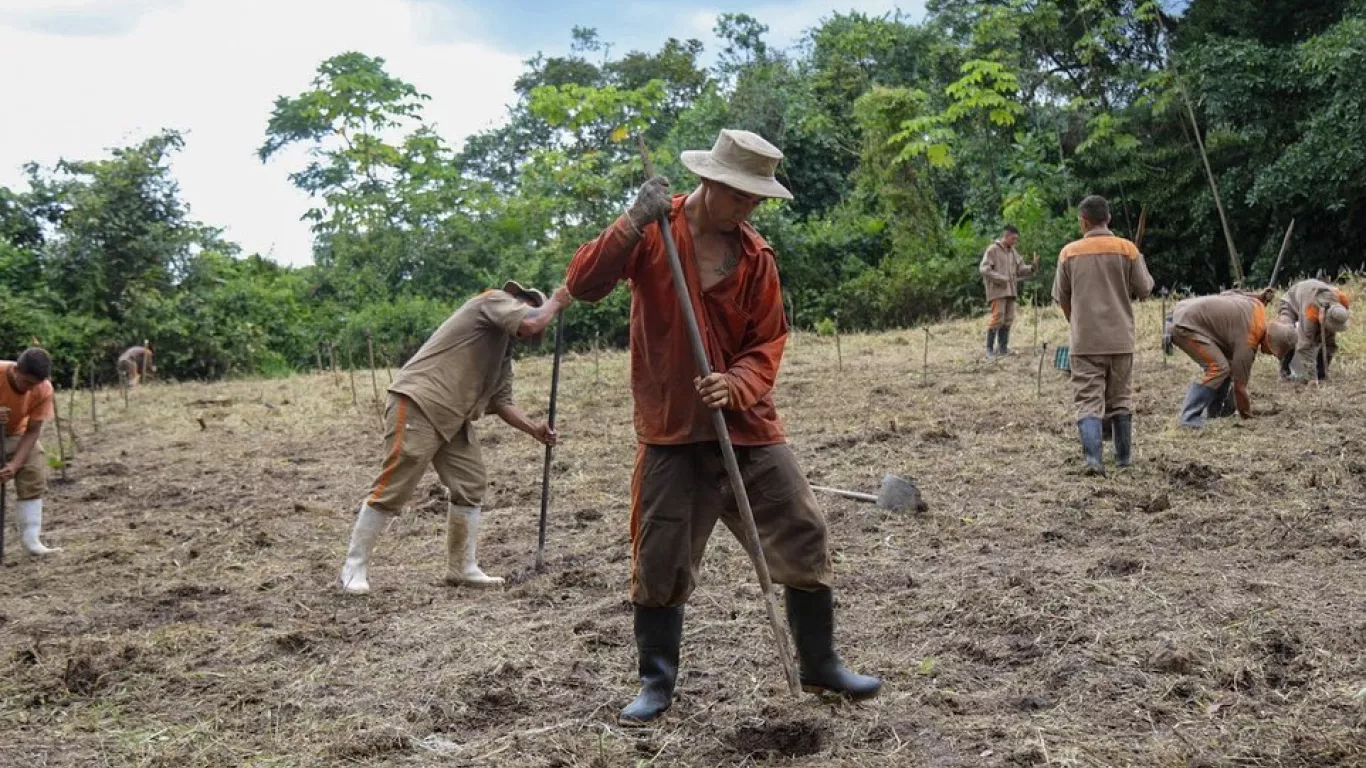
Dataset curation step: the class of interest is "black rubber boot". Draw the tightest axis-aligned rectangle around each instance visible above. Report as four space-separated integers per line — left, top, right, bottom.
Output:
998 326 1012 355
1318 347 1329 381
1078 417 1106 476
986 328 998 358
1279 351 1294 380
619 605 684 726
1179 383 1217 428
1112 413 1133 467
1207 381 1235 419
785 587 881 700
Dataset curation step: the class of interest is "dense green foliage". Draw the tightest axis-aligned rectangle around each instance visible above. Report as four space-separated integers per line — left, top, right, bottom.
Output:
4 1 1365 379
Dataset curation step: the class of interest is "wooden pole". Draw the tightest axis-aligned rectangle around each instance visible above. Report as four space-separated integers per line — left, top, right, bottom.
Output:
637 136 800 696
1266 218 1295 288
53 401 68 481
315 345 324 375
89 362 97 434
328 343 340 387
1036 342 1048 397
593 332 601 383
1158 14 1242 285
922 327 930 387
1032 294 1040 350
346 345 359 406
366 334 380 404
68 364 79 457
537 313 567 570
833 318 843 372
122 370 129 409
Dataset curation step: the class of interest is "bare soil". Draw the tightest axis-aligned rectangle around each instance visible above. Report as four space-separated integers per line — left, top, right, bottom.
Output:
2 297 1364 767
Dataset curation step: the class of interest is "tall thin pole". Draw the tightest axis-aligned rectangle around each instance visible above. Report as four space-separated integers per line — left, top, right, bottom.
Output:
537 313 567 570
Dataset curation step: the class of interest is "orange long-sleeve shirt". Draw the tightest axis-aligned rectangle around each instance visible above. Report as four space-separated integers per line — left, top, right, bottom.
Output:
566 196 788 446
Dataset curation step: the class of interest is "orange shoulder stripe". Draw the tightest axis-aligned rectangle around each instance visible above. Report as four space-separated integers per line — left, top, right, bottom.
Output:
1059 236 1140 263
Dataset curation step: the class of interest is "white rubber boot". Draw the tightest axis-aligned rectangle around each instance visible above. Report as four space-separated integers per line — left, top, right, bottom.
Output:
15 499 60 556
445 505 504 588
340 504 389 595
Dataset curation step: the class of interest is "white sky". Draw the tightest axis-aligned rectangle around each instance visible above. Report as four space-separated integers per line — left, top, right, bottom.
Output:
0 0 910 266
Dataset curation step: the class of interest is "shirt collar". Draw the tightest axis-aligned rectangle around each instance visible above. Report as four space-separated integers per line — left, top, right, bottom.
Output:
1083 226 1114 238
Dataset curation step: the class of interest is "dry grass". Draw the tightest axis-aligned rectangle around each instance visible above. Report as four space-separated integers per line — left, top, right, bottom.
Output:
2 292 1365 767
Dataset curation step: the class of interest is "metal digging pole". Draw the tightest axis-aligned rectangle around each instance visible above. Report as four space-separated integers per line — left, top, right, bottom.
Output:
636 136 801 697
536 312 566 570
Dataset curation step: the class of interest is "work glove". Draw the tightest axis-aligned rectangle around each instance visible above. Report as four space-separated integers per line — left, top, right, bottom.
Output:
626 176 672 234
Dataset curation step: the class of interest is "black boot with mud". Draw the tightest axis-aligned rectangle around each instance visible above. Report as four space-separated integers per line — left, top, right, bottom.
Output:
619 604 683 726
1078 417 1106 476
785 587 882 700
1112 413 1133 468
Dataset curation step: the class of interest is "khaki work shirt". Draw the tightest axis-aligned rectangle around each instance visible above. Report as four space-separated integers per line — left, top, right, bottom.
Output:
1052 227 1154 355
980 240 1034 301
389 290 529 442
1171 294 1270 387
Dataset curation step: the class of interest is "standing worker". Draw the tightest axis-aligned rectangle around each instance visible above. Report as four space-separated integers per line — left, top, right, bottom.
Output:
980 225 1038 358
566 129 881 726
338 282 571 595
117 343 155 387
1170 293 1296 427
0 347 61 555
1052 196 1155 475
1276 279 1350 382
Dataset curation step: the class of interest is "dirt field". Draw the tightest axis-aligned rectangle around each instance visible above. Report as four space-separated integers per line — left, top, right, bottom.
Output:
2 295 1364 767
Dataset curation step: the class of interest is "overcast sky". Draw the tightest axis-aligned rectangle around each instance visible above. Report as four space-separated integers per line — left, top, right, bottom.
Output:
0 0 914 266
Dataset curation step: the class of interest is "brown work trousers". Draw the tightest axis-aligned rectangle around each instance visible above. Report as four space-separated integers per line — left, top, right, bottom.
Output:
629 442 832 608
365 394 486 513
988 297 1017 330
1070 353 1133 421
2 434 47 500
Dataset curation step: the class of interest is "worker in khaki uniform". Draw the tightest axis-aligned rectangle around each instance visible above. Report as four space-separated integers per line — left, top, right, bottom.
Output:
0 348 60 556
567 129 880 726
1276 279 1350 382
117 344 155 387
1170 293 1295 427
339 281 571 595
1052 196 1154 475
979 225 1038 357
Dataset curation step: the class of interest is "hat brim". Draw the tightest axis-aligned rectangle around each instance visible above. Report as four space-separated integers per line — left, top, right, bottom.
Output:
502 280 547 308
680 151 793 201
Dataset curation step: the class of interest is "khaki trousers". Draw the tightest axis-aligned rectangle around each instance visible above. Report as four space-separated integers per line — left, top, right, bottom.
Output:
3 434 47 500
1070 353 1133 420
365 395 486 513
628 442 832 608
988 297 1017 330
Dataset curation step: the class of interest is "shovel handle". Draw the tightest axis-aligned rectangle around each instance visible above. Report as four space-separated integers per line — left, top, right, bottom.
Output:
810 485 878 504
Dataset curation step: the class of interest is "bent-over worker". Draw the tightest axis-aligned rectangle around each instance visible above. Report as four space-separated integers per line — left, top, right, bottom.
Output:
1276 279 1350 382
339 282 571 595
1170 293 1295 428
0 347 61 555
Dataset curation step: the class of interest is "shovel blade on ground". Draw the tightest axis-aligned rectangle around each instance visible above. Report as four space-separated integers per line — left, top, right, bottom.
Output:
876 474 927 513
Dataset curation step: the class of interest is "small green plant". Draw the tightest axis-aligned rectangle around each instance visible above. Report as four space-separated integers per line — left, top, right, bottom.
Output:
814 317 837 337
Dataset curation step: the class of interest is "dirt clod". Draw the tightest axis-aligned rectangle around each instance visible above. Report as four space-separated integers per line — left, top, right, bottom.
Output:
724 719 826 758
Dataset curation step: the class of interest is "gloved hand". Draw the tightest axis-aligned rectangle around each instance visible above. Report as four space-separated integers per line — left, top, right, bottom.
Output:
626 176 671 234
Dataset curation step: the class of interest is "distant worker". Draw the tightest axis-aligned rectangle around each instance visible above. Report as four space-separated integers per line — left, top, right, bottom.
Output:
1276 279 1350 382
1052 196 1154 475
1170 293 1295 428
339 281 571 595
0 348 60 555
117 343 155 387
979 225 1038 358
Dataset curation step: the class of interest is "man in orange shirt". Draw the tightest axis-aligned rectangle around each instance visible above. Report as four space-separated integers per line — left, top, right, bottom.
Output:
0 347 60 555
567 129 880 726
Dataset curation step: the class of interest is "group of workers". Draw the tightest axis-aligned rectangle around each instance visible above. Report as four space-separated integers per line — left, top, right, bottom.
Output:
983 207 1349 476
2 127 1351 729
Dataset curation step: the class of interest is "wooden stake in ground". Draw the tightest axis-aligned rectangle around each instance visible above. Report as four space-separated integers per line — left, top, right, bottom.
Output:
833 318 843 372
593 332 601 384
328 343 340 387
122 369 129 409
315 346 324 375
68 364 80 457
638 136 801 697
366 334 380 405
1032 292 1040 350
1036 342 1049 397
922 327 930 387
536 312 567 570
89 362 98 433
53 404 68 482
346 346 359 406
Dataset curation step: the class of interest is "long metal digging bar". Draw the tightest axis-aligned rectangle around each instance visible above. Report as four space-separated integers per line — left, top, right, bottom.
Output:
536 312 566 570
637 137 801 697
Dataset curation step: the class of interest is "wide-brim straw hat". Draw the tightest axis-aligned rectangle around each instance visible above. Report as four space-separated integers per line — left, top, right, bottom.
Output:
680 129 793 200
502 280 547 307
